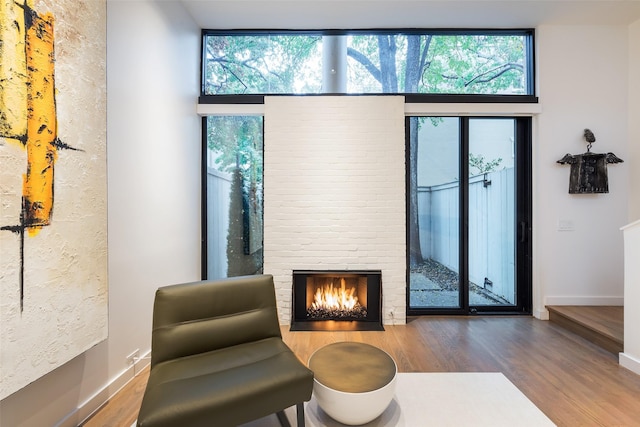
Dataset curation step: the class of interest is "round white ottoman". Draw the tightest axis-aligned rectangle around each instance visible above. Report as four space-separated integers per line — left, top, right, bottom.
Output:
308 341 397 425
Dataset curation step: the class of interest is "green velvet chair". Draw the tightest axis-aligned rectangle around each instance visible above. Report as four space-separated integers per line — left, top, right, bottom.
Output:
137 274 314 427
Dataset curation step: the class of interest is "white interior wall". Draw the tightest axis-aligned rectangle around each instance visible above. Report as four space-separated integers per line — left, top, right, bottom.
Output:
620 18 640 375
534 25 629 311
1 3 639 426
630 20 640 221
105 0 201 407
621 220 640 374
0 1 201 426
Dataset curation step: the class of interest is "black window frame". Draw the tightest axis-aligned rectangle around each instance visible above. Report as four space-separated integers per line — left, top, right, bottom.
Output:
199 28 538 104
405 116 533 316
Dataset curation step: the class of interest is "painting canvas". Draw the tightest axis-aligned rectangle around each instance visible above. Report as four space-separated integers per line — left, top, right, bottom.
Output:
0 0 107 399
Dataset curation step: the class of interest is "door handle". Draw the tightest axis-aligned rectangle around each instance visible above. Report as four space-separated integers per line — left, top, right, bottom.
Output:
519 221 527 243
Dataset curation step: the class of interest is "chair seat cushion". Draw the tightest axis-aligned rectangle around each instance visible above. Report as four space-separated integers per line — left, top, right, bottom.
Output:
137 337 313 427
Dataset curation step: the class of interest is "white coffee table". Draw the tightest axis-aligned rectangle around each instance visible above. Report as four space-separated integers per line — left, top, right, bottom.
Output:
308 342 397 425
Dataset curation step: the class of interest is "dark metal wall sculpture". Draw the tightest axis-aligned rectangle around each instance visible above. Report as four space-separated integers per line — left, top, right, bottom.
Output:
557 129 623 194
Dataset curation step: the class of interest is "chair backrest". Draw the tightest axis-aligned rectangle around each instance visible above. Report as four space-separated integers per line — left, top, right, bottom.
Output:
150 274 282 368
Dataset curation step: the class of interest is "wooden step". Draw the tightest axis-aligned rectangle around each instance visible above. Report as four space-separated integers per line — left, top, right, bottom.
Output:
546 305 623 354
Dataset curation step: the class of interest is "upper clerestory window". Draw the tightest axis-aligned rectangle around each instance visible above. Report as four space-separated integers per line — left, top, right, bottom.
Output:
201 30 535 98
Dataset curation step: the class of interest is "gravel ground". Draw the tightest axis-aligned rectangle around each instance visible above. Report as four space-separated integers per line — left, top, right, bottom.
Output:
410 258 510 307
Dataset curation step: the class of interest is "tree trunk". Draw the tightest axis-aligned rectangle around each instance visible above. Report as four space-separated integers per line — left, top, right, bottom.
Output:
407 117 422 267
406 36 424 266
377 35 398 92
359 35 432 266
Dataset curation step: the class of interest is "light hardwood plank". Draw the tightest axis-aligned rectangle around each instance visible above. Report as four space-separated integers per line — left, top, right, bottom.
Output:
82 367 149 427
547 305 623 342
84 316 640 427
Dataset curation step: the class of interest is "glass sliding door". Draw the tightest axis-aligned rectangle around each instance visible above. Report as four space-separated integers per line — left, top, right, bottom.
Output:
408 116 531 314
468 119 516 306
408 117 462 309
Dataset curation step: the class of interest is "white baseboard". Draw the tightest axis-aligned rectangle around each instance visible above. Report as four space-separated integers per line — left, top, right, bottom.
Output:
58 351 151 427
533 307 549 320
619 352 640 375
544 296 624 306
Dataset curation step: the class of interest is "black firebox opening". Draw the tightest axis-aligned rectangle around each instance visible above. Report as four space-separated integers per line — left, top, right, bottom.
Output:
291 270 383 331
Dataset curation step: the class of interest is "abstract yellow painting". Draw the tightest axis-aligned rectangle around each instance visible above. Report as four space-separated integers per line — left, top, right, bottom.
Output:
0 0 107 399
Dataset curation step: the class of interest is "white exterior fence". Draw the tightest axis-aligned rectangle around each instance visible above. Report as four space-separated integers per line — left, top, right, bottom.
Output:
417 168 515 303
207 168 232 279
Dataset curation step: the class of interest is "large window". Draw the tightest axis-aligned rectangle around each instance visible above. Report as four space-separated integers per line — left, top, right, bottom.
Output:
200 29 535 312
203 116 263 279
202 30 534 97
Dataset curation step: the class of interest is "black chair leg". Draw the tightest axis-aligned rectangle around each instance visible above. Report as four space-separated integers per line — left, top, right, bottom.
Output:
276 403 305 427
296 402 305 427
276 410 291 427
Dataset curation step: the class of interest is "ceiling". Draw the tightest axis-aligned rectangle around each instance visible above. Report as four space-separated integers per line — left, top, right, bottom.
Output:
179 0 640 30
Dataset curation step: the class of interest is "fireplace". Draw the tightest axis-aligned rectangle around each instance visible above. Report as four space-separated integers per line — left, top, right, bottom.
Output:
291 270 383 331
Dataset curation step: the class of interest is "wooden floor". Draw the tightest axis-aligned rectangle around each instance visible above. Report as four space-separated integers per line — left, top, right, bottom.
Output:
547 305 624 354
83 316 640 427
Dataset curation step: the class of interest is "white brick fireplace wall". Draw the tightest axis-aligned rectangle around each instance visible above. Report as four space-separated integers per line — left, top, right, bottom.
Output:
264 96 406 325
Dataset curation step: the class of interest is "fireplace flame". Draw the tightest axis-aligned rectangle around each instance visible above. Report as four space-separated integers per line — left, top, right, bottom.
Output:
311 278 358 311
